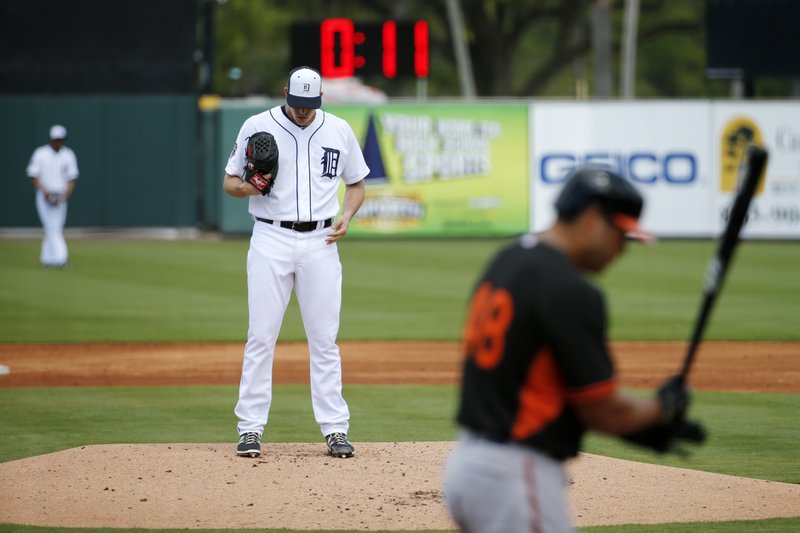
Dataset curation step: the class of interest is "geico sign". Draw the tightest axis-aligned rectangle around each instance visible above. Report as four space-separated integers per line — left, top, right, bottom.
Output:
540 152 698 184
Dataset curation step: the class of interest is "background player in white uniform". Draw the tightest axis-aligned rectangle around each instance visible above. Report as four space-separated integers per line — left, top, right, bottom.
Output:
26 125 79 268
223 67 368 458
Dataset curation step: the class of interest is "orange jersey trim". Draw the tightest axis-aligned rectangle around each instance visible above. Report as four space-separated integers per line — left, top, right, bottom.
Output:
511 348 565 441
567 379 617 405
510 349 617 441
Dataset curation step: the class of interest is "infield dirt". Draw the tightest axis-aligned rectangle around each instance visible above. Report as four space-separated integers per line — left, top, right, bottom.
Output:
0 340 798 391
0 340 798 530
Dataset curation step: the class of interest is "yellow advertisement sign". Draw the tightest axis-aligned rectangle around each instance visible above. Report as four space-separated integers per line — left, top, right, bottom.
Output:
720 115 766 195
329 103 529 236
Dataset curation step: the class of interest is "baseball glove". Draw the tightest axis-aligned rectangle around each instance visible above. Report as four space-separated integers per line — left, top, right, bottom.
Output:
244 131 279 196
44 192 64 206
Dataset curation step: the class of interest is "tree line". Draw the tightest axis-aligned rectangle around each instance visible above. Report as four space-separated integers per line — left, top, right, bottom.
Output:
209 0 795 100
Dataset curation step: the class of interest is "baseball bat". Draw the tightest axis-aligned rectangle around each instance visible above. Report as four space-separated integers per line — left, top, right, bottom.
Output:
679 144 769 380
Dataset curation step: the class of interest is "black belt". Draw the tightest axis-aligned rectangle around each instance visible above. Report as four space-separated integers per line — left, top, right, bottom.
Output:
256 217 332 232
469 431 510 444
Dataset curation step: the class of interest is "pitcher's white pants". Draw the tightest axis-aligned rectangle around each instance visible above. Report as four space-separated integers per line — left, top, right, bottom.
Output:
235 220 350 438
35 191 69 266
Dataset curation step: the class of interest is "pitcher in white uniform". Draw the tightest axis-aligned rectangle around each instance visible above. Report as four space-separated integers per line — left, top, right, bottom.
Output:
223 67 368 459
26 125 79 268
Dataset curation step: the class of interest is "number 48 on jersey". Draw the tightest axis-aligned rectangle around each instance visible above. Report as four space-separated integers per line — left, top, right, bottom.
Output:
463 282 514 370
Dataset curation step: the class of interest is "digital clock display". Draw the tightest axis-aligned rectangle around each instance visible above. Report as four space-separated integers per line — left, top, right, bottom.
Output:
290 19 429 79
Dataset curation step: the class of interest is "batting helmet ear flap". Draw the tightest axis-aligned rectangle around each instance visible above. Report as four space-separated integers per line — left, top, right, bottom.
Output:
555 165 653 242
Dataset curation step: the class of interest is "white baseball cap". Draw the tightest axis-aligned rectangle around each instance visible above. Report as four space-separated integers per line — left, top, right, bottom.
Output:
286 67 322 109
49 124 67 140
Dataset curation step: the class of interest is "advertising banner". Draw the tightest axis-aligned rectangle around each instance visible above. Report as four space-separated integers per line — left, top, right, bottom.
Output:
711 103 800 238
217 100 799 239
530 101 800 239
330 103 529 236
530 102 713 237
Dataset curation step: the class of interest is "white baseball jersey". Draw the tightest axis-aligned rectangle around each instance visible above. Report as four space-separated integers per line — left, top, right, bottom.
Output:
26 145 79 192
27 144 79 267
225 105 369 222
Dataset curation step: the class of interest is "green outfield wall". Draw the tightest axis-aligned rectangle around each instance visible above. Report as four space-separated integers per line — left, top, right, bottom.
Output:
5 96 797 240
0 95 198 228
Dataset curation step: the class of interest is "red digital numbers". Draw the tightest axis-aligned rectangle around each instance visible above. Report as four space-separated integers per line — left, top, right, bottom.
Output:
414 20 429 78
315 18 428 79
321 18 355 78
382 20 397 78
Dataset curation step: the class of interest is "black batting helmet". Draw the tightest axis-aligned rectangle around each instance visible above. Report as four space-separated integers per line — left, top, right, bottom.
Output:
555 166 653 242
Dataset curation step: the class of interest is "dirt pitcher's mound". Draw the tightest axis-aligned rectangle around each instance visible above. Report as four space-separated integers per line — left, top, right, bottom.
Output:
1 443 799 530
566 454 800 526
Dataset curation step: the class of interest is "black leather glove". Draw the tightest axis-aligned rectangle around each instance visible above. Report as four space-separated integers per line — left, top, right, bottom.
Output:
622 374 707 454
244 131 279 196
622 418 707 454
45 192 64 206
658 374 689 425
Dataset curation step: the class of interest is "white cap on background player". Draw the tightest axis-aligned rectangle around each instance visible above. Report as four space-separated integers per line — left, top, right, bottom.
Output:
287 67 322 109
49 124 67 140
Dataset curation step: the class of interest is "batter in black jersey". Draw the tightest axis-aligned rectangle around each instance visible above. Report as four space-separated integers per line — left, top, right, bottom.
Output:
458 235 617 459
444 166 705 533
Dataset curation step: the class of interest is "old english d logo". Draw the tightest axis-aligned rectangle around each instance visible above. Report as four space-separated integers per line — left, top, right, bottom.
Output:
321 148 340 178
720 116 765 195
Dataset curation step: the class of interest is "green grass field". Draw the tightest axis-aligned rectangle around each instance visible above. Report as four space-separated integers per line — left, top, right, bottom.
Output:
1 238 799 342
1 237 799 533
1 385 798 481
